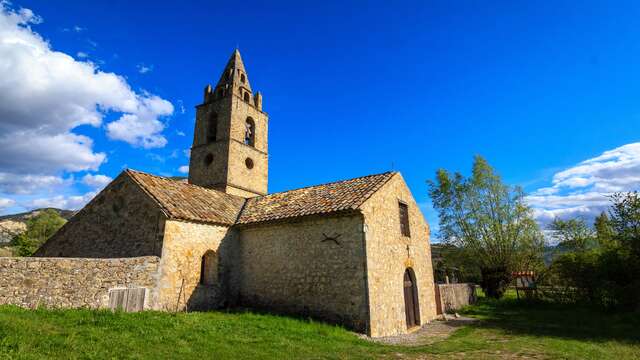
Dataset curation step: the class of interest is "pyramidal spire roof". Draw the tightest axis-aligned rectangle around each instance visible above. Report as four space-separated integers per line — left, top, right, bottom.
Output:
215 49 252 93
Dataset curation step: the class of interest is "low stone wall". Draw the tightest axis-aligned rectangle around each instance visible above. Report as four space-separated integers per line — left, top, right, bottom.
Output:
437 283 477 314
0 256 160 309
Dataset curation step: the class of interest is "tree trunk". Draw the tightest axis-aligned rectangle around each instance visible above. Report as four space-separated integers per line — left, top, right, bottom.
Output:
480 266 511 299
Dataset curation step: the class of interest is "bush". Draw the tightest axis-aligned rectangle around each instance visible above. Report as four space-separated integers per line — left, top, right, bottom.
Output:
549 247 640 310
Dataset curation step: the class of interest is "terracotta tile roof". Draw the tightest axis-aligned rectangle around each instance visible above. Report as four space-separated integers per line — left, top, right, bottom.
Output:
126 169 245 226
236 172 396 225
126 169 396 226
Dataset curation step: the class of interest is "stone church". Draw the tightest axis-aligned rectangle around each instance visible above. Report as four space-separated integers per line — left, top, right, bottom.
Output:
34 50 437 337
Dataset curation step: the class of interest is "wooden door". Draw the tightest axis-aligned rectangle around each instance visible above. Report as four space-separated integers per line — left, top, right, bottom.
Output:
403 268 420 328
108 288 146 312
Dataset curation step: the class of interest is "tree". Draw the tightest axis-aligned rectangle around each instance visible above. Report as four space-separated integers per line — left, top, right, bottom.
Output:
11 209 66 256
545 194 640 310
609 192 640 257
431 243 481 284
547 218 596 252
594 212 615 248
428 155 544 298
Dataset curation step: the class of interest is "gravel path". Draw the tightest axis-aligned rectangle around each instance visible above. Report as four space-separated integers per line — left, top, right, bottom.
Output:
361 316 477 346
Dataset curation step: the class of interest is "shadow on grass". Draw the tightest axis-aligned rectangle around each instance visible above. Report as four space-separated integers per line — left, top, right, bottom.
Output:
460 295 640 344
217 305 367 334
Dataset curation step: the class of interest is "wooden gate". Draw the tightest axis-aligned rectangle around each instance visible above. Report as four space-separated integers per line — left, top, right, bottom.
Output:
434 283 443 315
403 268 420 328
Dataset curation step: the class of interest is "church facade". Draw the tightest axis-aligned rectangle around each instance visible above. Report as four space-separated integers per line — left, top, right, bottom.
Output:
35 50 437 337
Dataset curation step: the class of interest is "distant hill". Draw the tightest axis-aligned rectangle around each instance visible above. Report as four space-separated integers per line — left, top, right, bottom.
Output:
0 208 75 245
0 208 76 222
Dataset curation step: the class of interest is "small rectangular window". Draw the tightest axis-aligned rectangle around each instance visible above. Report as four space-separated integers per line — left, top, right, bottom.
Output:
399 202 411 237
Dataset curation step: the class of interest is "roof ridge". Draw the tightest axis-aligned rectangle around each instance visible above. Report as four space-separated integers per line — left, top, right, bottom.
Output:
256 171 397 199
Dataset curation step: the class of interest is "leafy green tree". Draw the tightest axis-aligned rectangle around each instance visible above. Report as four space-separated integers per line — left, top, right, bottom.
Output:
11 209 66 256
609 192 640 257
428 155 544 298
594 212 615 248
548 218 596 252
432 243 481 284
546 193 640 310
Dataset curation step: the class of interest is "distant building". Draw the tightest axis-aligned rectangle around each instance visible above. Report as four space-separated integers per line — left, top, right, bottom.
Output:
34 50 437 337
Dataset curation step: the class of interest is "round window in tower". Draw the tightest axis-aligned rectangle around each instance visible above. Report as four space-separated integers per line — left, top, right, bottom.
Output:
245 157 254 169
204 153 214 166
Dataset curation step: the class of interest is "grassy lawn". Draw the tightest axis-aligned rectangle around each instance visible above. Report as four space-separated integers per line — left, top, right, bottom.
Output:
0 292 638 359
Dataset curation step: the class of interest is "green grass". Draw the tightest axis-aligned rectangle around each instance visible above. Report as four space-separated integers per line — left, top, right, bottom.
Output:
0 292 638 359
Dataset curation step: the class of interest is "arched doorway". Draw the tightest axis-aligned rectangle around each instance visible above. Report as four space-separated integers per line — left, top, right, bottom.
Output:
403 268 420 328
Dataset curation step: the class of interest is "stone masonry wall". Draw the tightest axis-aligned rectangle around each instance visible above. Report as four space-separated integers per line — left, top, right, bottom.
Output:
35 173 166 258
0 256 160 309
360 173 438 337
234 214 370 332
437 283 477 314
156 220 236 311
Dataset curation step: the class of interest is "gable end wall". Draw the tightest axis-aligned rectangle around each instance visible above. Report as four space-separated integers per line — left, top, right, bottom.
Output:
360 173 437 337
35 174 166 258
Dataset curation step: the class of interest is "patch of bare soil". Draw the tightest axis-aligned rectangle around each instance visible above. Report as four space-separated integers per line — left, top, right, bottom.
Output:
362 316 477 347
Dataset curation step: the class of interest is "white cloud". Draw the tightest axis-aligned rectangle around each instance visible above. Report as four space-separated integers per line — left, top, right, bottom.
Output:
178 165 189 174
62 25 84 33
0 173 70 195
137 63 153 74
0 133 105 175
0 3 174 180
176 130 186 137
76 51 88 58
0 197 15 210
183 149 191 158
528 142 640 226
105 95 173 148
0 3 173 213
81 174 111 189
26 191 96 210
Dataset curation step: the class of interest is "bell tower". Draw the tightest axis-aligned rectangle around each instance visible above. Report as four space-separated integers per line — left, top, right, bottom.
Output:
188 49 268 197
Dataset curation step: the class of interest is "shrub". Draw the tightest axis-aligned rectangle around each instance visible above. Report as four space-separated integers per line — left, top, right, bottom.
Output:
549 247 640 310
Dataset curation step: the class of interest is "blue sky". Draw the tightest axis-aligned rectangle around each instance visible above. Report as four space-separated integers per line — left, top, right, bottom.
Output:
1 1 640 237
